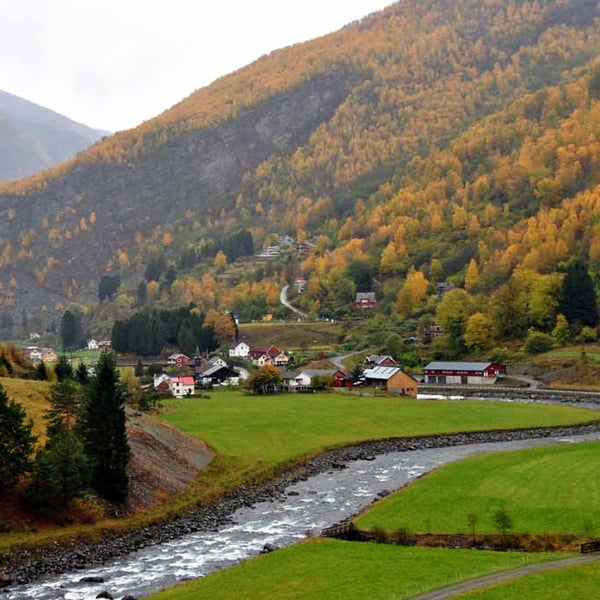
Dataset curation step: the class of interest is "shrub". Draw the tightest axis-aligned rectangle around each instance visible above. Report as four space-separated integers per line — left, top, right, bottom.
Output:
523 330 554 354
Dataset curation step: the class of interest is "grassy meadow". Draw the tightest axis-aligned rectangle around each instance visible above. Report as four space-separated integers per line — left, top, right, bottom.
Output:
356 441 600 536
0 377 51 439
158 391 598 465
147 538 571 600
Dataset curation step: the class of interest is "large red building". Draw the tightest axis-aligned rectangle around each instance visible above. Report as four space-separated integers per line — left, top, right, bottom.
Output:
423 362 506 385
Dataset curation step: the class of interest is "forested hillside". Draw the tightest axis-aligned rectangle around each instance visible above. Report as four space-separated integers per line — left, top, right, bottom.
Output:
1 0 600 354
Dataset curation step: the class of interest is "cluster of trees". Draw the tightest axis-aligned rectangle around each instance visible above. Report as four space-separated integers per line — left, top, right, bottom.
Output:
111 306 218 356
0 352 130 516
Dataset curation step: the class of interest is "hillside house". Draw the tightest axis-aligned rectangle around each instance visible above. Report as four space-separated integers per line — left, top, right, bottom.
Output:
294 369 347 390
87 339 99 350
352 292 377 310
364 354 397 368
423 361 506 385
361 366 418 397
229 341 250 358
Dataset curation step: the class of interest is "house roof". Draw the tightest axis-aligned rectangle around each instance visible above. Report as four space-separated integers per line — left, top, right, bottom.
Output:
424 361 495 372
170 376 195 385
280 370 299 380
168 353 190 360
365 354 396 364
300 369 338 377
201 364 237 377
363 366 402 380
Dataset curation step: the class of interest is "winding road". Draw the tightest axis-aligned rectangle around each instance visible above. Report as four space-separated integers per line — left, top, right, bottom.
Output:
409 554 600 599
280 284 308 320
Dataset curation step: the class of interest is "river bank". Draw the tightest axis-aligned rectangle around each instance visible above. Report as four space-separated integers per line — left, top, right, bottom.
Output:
4 419 600 591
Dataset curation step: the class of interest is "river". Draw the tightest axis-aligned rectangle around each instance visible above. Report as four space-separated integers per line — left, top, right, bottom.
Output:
6 430 600 600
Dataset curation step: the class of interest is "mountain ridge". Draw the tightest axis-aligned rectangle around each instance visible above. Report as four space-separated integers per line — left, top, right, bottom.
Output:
0 0 599 348
0 89 108 182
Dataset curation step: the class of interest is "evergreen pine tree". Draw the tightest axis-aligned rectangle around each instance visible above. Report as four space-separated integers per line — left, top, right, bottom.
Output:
558 258 599 330
75 362 89 385
25 422 89 515
81 351 130 502
54 355 74 381
0 384 36 491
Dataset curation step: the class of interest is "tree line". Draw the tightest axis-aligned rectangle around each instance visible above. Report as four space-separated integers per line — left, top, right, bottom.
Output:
0 352 130 516
111 306 218 356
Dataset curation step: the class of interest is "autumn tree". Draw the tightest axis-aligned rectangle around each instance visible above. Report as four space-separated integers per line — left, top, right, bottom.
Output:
435 289 474 358
396 268 429 318
247 364 282 394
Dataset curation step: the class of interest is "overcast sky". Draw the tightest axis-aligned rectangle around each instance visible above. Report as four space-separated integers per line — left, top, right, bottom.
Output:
1 1 392 133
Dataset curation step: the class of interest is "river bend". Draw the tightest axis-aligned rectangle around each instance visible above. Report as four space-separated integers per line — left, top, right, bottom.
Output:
6 430 600 600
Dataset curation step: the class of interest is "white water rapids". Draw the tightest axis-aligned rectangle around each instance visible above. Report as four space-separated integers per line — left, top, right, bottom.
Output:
6 431 600 600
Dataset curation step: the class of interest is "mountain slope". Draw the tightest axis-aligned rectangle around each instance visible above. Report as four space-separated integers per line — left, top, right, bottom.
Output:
0 0 599 329
0 90 107 182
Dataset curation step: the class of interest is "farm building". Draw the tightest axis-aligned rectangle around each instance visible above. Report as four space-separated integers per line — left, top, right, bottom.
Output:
361 366 418 397
423 361 506 385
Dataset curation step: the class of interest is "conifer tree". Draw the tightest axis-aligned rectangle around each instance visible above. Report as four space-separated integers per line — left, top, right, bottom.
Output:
81 351 130 503
558 259 599 330
0 384 36 491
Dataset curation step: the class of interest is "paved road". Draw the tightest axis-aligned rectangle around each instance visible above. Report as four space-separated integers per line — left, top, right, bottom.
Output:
280 285 308 320
409 554 600 599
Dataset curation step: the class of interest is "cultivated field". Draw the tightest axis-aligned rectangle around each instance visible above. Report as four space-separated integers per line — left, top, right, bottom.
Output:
355 441 600 536
147 538 570 600
159 391 598 465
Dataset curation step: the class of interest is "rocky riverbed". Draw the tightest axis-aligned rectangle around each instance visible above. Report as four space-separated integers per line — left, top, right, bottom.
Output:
4 419 600 592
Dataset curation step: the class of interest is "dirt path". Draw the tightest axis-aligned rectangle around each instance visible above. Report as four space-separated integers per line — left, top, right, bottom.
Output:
408 554 600 599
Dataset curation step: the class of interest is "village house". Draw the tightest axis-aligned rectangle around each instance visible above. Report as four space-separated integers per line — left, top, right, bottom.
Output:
169 375 195 398
87 339 99 350
197 364 239 387
228 341 250 358
285 368 347 391
364 354 397 368
352 292 377 310
361 366 418 397
423 361 507 385
167 353 191 368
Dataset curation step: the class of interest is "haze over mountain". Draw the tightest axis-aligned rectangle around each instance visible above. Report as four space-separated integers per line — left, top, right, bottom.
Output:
0 90 108 182
0 0 600 343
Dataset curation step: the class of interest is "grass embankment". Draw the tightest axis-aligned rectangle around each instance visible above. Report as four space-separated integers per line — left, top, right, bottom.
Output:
356 441 600 537
159 392 598 465
453 561 600 599
1 378 51 440
147 538 571 600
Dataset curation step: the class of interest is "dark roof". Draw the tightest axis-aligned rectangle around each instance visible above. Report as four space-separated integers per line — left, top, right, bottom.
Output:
424 361 494 372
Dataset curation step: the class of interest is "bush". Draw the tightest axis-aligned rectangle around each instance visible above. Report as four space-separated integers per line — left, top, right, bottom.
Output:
576 326 598 343
523 330 554 354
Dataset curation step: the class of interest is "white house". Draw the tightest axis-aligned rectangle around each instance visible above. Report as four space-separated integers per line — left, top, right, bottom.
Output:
229 342 250 358
87 339 99 350
169 376 195 398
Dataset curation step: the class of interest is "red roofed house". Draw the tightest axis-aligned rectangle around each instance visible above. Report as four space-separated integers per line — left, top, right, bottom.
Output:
169 376 195 398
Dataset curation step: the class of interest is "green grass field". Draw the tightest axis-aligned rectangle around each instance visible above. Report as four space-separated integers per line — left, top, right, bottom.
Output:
159 392 598 465
454 561 600 599
356 441 600 536
147 539 571 600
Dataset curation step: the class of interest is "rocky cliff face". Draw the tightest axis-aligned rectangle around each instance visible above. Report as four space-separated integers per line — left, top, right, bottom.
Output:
0 65 362 312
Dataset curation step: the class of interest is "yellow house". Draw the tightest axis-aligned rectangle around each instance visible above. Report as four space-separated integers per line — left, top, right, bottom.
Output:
362 366 418 397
